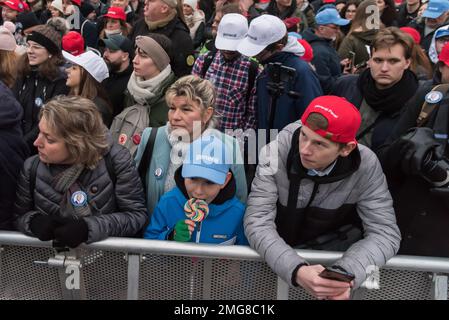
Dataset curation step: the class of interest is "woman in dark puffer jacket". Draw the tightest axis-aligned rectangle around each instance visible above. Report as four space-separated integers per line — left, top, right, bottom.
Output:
14 95 148 248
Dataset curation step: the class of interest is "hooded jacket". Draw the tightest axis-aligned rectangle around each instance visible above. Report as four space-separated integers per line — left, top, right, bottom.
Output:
0 81 28 230
428 24 449 65
244 121 401 288
144 168 248 245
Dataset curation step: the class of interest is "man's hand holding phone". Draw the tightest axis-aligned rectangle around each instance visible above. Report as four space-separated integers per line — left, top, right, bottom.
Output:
295 265 353 300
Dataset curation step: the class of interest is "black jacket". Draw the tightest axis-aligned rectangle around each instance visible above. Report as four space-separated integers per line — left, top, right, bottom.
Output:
102 63 133 117
377 81 449 257
12 68 69 153
14 143 148 243
331 72 417 149
302 28 342 94
130 15 195 77
0 81 29 230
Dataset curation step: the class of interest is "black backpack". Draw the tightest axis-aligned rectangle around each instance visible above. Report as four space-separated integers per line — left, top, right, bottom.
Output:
200 50 259 105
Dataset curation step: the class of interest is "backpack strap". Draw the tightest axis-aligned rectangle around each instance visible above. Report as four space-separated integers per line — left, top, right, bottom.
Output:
137 127 159 192
200 50 217 78
245 60 259 105
417 83 449 127
29 156 40 205
104 152 116 186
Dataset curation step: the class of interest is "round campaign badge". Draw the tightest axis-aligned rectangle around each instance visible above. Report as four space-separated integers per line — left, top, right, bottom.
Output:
118 133 127 145
71 191 88 207
425 91 443 104
35 97 43 108
186 55 195 67
154 167 163 178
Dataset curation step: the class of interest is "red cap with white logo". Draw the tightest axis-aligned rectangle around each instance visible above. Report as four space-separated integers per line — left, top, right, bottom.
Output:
301 95 361 144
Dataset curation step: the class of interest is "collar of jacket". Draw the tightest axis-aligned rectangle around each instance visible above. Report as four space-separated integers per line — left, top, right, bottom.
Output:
174 166 237 205
286 125 361 184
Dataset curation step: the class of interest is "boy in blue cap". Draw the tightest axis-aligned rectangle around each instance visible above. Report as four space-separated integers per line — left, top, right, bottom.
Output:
144 135 248 245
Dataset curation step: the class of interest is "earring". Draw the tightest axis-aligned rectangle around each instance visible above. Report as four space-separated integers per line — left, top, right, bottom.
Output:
49 54 52 58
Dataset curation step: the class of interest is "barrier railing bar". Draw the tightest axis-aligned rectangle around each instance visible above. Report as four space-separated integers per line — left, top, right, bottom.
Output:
1 232 449 275
127 254 140 300
276 277 289 300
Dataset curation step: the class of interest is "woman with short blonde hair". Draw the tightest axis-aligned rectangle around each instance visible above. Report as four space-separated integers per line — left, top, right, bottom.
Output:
134 75 247 216
15 95 148 248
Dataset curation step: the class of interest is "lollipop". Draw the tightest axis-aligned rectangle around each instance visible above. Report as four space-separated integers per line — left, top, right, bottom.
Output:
184 198 209 222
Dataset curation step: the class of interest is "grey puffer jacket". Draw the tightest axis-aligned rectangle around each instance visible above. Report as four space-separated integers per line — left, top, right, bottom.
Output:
14 143 148 243
244 121 401 288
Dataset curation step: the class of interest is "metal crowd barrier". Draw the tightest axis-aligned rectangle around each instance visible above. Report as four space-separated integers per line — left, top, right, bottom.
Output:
0 231 448 300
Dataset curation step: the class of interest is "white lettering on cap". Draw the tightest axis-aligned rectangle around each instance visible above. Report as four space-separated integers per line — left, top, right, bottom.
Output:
314 104 339 118
195 154 220 164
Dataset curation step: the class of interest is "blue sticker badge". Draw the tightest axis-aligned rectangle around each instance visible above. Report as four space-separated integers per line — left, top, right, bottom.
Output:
71 191 88 207
35 97 43 107
425 91 443 104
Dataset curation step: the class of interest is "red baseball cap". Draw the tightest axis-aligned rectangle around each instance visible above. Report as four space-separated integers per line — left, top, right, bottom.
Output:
400 27 421 45
70 0 81 6
298 39 313 62
284 17 300 30
439 42 449 66
1 0 26 12
104 6 126 22
62 31 85 56
323 0 336 3
301 96 361 144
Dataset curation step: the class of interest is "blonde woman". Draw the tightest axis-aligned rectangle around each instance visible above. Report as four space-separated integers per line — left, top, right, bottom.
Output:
134 75 247 216
14 95 148 248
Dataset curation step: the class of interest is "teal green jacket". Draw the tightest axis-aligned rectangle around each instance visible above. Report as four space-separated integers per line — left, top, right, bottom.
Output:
135 125 247 216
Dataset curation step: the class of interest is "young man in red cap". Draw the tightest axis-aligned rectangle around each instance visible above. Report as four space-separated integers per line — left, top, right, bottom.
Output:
245 95 400 300
376 41 449 258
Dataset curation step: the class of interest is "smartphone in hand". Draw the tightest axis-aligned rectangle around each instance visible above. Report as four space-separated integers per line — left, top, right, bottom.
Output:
319 266 355 283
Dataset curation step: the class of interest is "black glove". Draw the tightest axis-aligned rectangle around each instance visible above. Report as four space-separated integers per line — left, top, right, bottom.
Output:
29 214 66 241
53 219 89 248
398 127 440 176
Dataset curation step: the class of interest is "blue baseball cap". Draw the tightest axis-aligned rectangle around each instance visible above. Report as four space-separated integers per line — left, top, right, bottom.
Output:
182 135 232 185
436 28 449 39
422 0 449 19
315 8 350 26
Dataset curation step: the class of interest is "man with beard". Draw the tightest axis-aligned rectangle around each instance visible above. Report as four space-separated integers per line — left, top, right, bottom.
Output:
331 27 418 150
100 34 133 116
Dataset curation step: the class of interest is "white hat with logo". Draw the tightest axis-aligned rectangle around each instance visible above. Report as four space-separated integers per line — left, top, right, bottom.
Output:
237 14 286 57
63 50 109 83
215 13 248 51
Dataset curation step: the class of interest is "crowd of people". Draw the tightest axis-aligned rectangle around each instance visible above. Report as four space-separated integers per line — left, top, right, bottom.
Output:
1 0 449 300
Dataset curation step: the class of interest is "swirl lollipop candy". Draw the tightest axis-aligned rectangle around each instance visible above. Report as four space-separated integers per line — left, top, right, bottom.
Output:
184 198 209 222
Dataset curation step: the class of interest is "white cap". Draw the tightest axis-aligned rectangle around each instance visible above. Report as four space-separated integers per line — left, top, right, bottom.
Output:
215 13 248 51
237 14 286 57
183 0 197 10
63 50 109 83
50 0 64 13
